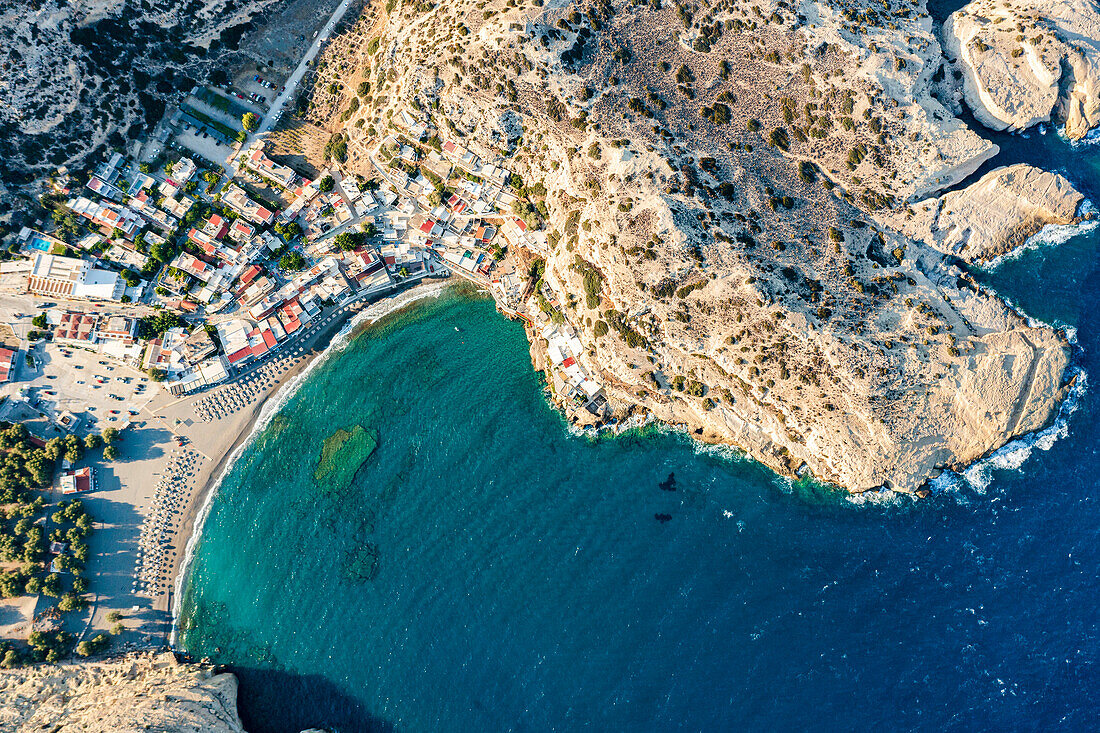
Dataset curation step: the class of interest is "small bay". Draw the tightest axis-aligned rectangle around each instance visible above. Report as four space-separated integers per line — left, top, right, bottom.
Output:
181 176 1100 732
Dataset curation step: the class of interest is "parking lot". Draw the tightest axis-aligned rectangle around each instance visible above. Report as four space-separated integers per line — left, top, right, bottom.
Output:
2 342 157 437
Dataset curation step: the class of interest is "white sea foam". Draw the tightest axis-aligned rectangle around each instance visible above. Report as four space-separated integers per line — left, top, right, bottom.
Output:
844 487 913 508
169 282 449 644
936 366 1087 496
979 216 1098 270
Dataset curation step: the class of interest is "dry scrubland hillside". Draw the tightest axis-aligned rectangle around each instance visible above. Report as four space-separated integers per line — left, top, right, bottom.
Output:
303 0 1087 492
0 0 286 187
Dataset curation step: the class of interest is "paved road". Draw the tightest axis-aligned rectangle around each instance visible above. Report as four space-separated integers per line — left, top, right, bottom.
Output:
256 0 356 135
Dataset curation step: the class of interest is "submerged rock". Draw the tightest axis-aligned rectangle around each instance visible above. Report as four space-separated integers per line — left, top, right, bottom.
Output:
314 425 378 494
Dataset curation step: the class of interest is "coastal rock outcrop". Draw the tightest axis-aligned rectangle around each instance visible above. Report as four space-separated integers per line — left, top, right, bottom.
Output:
0 652 245 732
882 164 1086 263
943 0 1100 138
298 0 1079 492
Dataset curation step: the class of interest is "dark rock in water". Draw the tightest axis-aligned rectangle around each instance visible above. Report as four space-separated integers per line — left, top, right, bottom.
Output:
658 472 677 492
654 513 672 523
314 424 378 494
343 543 381 583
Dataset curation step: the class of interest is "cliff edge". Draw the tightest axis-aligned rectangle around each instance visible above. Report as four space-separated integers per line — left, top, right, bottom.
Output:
944 0 1100 138
0 652 245 733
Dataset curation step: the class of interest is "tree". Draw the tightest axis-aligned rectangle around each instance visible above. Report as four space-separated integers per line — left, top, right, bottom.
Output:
333 231 363 251
139 311 183 339
58 592 84 612
40 573 61 598
275 221 302 240
84 434 101 450
63 435 83 462
31 313 47 328
0 649 19 668
76 640 93 657
242 112 260 132
106 610 123 623
149 239 174 263
0 570 25 598
101 428 119 445
103 444 119 461
318 175 335 193
43 437 64 461
279 251 306 271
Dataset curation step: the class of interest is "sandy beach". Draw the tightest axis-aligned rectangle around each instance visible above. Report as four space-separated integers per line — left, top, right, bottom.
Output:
70 278 452 650
162 279 452 639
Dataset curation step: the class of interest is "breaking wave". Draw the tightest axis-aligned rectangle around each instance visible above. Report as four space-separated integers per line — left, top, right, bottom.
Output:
980 214 1098 270
932 366 1088 496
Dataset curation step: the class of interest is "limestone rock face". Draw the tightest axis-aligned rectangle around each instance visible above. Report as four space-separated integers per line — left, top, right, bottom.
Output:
943 0 1100 138
0 652 246 733
307 0 1081 493
883 164 1085 262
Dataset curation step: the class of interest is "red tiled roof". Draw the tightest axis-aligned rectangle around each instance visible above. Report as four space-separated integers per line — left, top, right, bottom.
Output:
227 346 252 364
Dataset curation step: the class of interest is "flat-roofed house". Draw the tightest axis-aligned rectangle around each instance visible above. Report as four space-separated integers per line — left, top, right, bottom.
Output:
223 184 276 225
26 253 125 301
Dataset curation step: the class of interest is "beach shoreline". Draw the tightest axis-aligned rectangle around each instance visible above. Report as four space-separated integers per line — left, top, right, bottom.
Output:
164 278 453 646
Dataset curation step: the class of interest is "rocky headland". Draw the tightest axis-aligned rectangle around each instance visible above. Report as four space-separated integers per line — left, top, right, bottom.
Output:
943 0 1100 138
282 0 1088 493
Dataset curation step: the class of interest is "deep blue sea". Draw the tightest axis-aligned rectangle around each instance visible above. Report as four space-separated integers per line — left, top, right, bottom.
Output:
179 106 1100 732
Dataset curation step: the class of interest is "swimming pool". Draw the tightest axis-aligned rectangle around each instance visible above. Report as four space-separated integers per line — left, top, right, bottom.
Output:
28 237 52 252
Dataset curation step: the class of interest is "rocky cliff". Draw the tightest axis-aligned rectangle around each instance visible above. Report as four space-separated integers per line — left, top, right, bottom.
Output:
881 163 1086 263
0 652 245 732
306 0 1082 493
943 0 1100 138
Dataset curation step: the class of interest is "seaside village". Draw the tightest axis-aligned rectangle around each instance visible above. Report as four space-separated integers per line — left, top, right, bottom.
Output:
0 67 616 658
0 79 612 486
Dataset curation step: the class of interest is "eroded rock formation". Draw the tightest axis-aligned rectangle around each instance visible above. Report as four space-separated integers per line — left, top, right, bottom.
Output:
943 0 1100 138
882 164 1086 263
0 652 245 733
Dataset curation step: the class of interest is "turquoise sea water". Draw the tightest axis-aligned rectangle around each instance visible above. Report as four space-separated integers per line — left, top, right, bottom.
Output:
179 139 1100 731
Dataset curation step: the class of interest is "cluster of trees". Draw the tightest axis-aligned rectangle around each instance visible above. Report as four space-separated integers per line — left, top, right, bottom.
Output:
139 311 184 340
43 434 85 464
0 425 105 656
0 424 53 496
280 251 306 271
334 231 365 250
274 220 302 241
